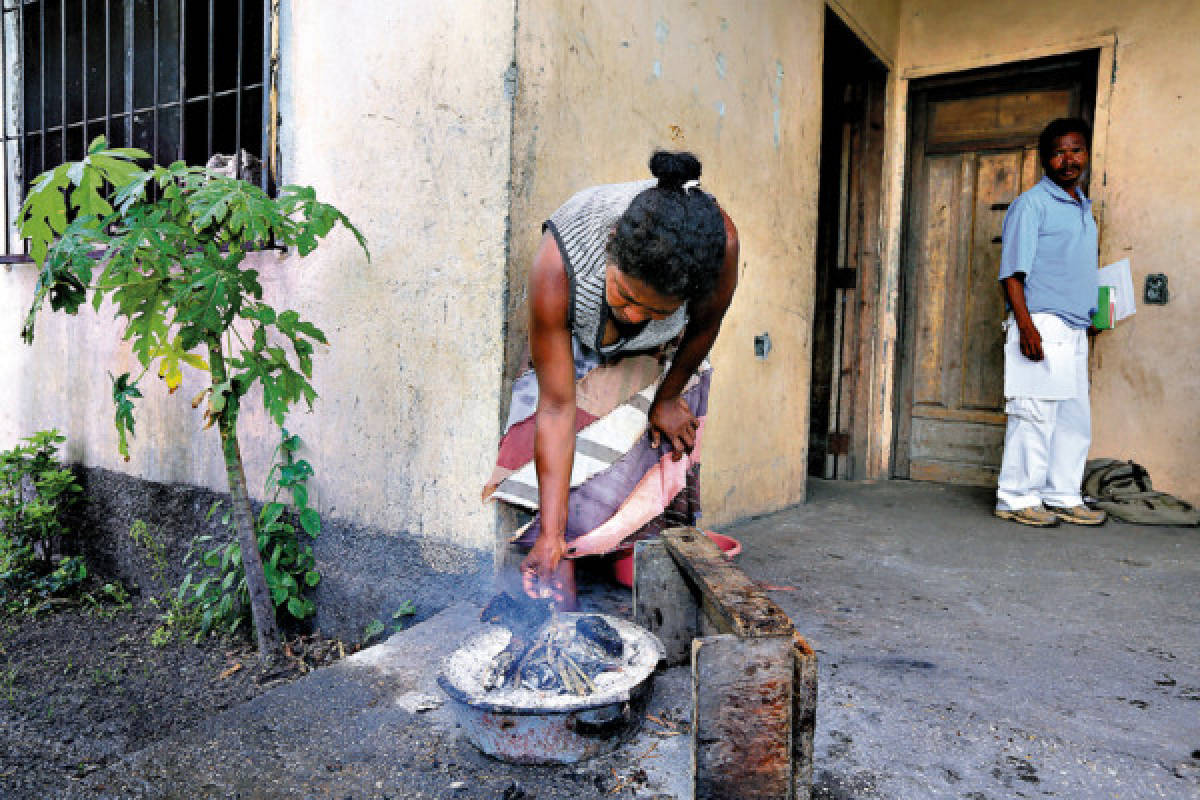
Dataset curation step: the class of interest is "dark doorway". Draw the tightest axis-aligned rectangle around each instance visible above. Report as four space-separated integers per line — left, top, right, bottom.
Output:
893 51 1098 486
808 10 888 480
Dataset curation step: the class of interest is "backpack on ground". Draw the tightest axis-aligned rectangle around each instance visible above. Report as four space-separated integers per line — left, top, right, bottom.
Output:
1083 459 1200 526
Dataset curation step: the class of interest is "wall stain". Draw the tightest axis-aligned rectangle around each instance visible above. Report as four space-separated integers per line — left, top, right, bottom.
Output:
772 60 784 149
655 18 669 44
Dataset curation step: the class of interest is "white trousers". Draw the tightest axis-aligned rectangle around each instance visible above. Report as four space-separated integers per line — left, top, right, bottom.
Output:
995 315 1091 511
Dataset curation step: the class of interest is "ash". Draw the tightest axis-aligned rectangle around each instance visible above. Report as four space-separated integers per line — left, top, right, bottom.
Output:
480 593 626 696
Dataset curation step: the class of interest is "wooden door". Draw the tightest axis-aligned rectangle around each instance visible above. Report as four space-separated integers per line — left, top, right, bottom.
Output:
808 11 887 480
895 55 1097 485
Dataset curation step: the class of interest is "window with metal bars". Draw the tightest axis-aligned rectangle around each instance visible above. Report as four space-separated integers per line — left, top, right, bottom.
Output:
0 0 274 261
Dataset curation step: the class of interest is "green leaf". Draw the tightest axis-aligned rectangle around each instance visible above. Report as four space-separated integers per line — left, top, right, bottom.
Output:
286 596 307 618
110 372 143 459
304 570 320 587
363 619 385 642
298 508 321 537
259 501 285 530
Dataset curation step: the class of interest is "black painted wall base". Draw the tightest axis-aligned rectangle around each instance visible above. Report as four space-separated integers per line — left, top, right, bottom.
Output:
67 466 493 641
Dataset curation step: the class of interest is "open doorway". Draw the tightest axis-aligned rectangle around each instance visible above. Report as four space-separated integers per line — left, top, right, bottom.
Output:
808 10 888 480
893 52 1099 486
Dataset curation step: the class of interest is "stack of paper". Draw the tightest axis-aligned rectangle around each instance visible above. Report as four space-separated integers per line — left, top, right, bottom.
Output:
1094 258 1136 328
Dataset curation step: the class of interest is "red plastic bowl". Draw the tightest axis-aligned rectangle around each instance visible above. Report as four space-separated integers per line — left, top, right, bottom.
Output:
611 531 742 588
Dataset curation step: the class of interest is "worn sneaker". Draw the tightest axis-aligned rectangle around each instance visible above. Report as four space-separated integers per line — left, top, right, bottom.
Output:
1044 504 1107 526
994 506 1060 527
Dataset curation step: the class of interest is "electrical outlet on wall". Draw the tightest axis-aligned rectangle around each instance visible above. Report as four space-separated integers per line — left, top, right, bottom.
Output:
1144 273 1169 305
754 332 772 360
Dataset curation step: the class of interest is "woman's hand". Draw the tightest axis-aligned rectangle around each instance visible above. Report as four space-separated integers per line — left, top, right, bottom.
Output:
648 394 698 461
521 533 568 602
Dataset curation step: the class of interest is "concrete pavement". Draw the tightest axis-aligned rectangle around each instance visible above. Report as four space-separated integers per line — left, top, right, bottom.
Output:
68 479 1200 799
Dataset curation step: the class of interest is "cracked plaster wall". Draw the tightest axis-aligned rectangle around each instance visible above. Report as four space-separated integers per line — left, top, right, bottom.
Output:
897 0 1200 499
0 0 517 567
507 0 858 526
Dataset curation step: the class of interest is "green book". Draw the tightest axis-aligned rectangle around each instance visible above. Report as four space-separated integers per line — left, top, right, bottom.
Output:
1092 285 1115 330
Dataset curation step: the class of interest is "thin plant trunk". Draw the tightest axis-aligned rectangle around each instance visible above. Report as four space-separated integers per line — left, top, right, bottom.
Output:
208 335 281 661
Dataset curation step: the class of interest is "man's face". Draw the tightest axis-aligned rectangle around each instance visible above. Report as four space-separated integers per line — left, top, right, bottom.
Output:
1045 132 1089 189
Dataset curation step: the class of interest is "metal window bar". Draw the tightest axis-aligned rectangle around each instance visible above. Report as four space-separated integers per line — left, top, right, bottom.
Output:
37 0 43 172
0 0 272 262
79 0 85 147
1 4 9 253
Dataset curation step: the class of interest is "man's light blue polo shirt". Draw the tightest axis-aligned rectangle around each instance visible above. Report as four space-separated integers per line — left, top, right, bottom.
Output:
998 175 1099 328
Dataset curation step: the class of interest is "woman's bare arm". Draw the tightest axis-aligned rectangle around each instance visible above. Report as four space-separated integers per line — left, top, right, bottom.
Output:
522 232 576 594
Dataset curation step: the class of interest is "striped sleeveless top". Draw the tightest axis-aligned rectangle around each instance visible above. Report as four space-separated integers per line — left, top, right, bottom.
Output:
544 180 690 358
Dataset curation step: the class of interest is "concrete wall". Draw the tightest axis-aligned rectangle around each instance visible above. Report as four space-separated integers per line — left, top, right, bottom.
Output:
508 0 842 527
893 0 1200 498
830 0 900 65
0 0 516 631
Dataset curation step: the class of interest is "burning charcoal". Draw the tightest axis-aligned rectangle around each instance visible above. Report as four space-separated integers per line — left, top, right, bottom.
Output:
483 648 522 691
520 660 561 692
575 615 623 658
480 592 553 636
481 592 556 690
577 659 619 681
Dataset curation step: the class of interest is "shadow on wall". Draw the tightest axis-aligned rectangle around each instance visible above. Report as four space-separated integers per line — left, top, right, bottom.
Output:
70 467 492 641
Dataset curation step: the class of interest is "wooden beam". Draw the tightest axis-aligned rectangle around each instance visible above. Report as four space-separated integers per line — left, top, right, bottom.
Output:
793 633 819 798
661 528 792 638
693 634 794 800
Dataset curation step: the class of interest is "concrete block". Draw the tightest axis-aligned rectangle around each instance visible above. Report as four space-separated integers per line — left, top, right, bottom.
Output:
633 539 699 666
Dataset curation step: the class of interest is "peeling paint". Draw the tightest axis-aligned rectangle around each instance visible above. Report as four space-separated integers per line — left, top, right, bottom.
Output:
652 60 662 78
716 52 727 79
503 63 518 101
715 100 726 116
655 18 669 44
772 60 784 149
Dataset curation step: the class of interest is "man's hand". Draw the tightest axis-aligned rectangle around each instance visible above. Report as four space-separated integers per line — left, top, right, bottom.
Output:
1018 321 1044 361
648 395 698 461
521 533 567 602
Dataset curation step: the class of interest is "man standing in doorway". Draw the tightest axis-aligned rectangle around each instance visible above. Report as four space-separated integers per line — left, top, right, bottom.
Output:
994 117 1107 527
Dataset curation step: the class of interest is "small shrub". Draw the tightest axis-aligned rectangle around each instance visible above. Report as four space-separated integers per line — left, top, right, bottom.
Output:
0 430 85 613
179 429 321 638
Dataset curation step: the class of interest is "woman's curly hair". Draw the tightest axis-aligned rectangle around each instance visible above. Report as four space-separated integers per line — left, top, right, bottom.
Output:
607 151 726 302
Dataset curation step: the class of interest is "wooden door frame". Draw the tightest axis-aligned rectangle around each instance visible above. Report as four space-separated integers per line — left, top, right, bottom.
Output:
880 37 1117 480
809 9 888 480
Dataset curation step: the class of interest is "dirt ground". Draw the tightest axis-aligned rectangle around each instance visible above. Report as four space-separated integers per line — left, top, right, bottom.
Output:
0 593 345 800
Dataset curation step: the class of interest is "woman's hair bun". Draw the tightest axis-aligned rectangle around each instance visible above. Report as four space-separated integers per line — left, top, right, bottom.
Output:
649 150 702 190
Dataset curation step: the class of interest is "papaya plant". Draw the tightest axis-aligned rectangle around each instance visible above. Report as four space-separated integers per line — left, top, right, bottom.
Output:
17 137 368 660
